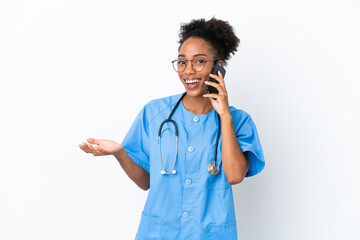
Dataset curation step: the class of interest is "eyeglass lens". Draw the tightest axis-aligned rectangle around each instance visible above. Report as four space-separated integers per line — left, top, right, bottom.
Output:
173 57 207 72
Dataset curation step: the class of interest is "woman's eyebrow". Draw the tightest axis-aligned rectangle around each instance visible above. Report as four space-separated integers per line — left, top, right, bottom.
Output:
178 54 208 58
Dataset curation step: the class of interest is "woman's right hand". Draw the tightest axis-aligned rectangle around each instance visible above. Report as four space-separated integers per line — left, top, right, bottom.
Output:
78 137 123 156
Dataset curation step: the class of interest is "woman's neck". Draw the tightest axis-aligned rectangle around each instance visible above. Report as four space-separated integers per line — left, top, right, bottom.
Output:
182 94 213 115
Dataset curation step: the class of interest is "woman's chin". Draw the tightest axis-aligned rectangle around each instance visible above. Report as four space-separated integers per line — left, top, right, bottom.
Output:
183 86 205 96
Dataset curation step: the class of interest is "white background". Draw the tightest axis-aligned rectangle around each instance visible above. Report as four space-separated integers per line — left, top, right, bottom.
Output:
1 0 359 239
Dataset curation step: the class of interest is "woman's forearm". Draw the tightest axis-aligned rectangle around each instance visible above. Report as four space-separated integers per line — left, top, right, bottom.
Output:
220 113 249 185
114 148 150 191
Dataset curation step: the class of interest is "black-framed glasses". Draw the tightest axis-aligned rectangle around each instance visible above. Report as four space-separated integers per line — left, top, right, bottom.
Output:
171 57 219 73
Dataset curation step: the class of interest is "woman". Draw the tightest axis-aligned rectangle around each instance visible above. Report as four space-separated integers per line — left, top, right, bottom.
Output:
79 17 265 240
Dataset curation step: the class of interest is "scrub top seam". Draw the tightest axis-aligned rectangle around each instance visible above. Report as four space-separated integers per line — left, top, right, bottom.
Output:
148 105 171 124
148 95 183 124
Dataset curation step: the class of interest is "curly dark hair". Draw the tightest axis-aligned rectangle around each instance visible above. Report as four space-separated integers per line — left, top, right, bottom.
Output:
178 17 240 66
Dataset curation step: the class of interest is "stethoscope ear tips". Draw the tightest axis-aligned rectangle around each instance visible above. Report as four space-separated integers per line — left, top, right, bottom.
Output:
160 170 177 175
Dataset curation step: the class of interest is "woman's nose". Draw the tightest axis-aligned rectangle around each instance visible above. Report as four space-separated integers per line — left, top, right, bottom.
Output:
184 61 196 74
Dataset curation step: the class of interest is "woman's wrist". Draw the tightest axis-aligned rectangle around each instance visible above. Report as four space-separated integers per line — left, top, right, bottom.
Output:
113 145 125 158
220 111 232 120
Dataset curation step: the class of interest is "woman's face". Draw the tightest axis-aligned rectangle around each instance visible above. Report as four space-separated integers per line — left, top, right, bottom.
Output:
177 37 217 98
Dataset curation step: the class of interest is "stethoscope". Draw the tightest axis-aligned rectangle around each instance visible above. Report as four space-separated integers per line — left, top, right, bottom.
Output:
158 92 221 175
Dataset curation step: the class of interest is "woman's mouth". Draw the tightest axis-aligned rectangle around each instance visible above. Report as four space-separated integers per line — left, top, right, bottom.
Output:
184 79 201 90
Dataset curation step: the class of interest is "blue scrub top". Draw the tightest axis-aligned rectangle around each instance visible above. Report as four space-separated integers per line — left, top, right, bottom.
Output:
121 93 265 240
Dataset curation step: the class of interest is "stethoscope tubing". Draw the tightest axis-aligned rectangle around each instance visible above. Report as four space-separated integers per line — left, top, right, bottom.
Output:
158 92 221 175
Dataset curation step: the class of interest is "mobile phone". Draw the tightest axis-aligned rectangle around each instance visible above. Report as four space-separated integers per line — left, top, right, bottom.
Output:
206 61 226 94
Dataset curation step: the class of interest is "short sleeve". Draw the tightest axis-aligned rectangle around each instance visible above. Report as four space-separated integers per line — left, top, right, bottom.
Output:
121 104 150 174
234 113 265 177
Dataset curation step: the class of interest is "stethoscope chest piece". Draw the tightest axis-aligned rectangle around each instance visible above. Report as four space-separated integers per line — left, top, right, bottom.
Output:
208 162 219 175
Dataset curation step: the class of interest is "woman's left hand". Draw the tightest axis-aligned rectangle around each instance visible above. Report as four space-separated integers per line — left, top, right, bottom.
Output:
203 70 231 118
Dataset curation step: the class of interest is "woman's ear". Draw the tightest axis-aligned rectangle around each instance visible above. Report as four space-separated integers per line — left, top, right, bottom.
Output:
219 60 224 66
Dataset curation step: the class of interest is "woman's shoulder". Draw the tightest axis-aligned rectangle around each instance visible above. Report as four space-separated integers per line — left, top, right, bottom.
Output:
143 93 184 121
229 105 250 119
228 105 257 127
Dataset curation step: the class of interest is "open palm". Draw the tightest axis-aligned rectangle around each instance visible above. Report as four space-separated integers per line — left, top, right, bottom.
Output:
79 137 123 156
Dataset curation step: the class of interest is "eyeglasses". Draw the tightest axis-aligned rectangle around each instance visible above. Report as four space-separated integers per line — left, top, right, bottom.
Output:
171 57 218 73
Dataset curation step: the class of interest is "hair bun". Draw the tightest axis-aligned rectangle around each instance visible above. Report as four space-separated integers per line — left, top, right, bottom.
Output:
178 17 240 65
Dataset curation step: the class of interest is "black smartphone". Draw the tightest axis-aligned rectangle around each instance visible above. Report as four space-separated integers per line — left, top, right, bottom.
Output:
206 61 226 94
